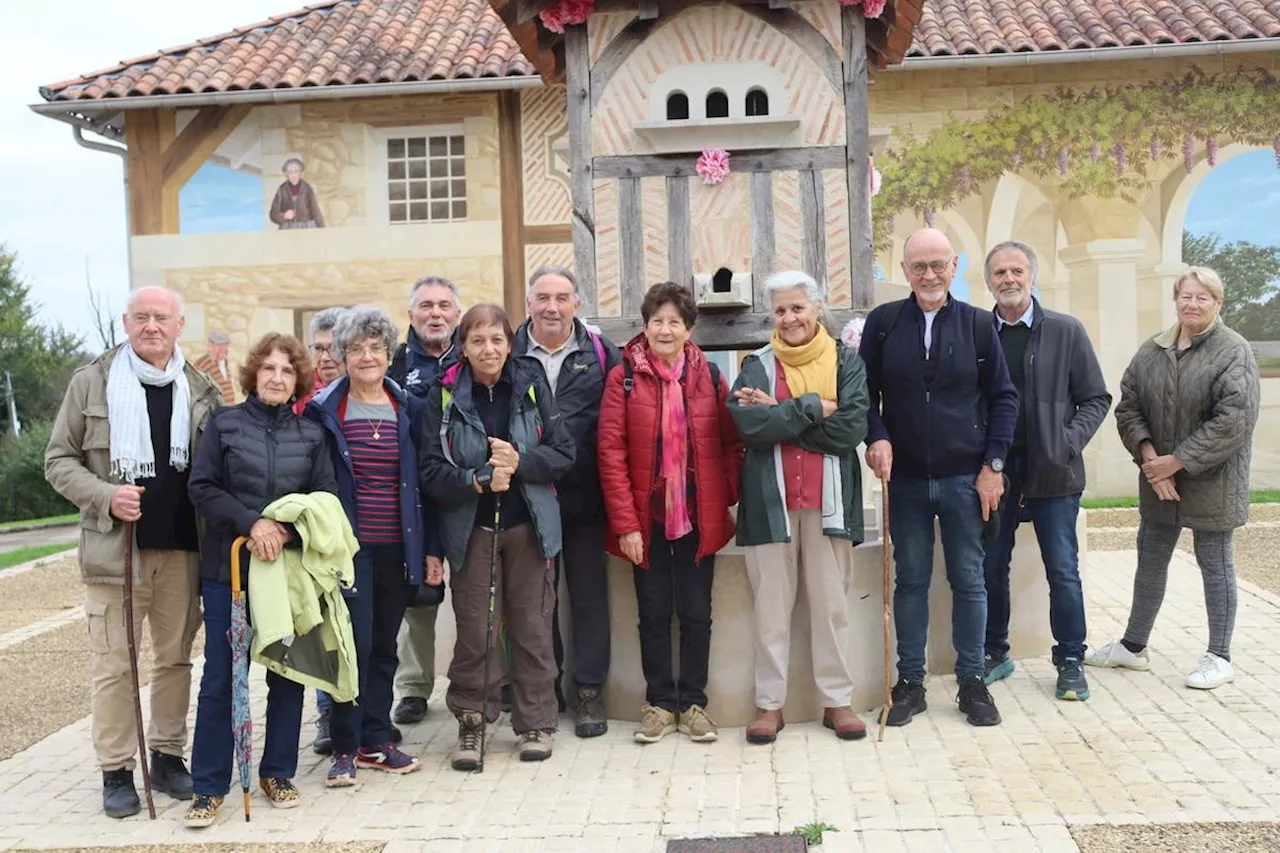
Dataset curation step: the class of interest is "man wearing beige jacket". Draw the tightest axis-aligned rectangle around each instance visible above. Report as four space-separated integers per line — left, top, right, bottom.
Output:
45 286 221 819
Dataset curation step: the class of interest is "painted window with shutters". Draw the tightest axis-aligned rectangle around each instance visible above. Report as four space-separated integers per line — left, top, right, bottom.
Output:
382 128 468 224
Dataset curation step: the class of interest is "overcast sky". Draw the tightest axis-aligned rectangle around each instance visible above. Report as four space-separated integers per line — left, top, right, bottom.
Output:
0 0 288 346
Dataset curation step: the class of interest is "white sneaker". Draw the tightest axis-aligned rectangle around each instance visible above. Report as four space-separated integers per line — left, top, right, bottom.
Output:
1084 639 1151 671
1186 652 1234 689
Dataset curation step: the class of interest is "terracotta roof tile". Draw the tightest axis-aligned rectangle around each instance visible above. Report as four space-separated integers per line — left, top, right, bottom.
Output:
41 0 534 101
908 0 1280 57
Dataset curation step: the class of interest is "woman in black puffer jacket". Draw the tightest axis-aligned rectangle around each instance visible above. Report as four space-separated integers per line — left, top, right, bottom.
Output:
185 332 338 827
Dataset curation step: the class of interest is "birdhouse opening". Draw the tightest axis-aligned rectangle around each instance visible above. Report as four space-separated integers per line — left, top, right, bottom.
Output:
706 89 729 119
666 91 690 121
712 266 734 293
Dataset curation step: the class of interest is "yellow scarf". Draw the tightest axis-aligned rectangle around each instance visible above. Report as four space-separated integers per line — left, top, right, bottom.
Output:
770 326 839 401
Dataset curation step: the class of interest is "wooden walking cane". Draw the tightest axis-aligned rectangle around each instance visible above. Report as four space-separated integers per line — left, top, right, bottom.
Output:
123 520 157 819
877 476 893 742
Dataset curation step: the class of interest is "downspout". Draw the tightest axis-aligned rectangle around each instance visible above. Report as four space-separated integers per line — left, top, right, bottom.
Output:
71 126 135 305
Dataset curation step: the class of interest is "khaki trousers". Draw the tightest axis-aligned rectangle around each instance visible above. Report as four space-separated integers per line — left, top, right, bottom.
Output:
84 549 201 771
394 604 439 699
744 509 855 710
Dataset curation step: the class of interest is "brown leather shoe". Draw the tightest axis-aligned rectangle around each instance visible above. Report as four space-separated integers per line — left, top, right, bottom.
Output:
823 706 868 741
745 708 784 744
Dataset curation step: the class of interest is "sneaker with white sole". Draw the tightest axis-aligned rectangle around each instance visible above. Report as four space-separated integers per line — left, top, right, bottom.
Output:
634 704 676 744
678 705 719 742
1083 639 1150 671
1186 652 1234 689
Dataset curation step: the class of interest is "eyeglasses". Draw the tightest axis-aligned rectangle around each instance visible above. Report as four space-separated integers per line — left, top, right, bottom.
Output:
906 259 953 277
347 343 388 358
310 344 333 356
1177 292 1215 306
129 313 176 326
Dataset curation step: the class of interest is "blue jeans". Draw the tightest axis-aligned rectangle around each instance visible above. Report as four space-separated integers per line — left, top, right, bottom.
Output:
983 452 1086 663
191 579 304 796
890 474 988 683
316 690 332 715
329 543 412 755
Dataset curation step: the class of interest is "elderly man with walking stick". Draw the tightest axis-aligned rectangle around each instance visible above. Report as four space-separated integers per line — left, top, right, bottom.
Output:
45 286 221 818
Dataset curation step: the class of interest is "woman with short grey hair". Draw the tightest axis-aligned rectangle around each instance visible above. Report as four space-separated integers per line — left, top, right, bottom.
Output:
728 270 870 744
303 305 443 785
1089 267 1261 690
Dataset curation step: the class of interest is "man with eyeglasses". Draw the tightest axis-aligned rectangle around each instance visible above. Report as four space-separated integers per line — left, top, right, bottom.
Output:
980 242 1110 702
859 228 1018 728
293 307 351 417
387 276 462 728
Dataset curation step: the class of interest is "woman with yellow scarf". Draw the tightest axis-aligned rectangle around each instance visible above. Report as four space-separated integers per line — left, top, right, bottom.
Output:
728 270 870 745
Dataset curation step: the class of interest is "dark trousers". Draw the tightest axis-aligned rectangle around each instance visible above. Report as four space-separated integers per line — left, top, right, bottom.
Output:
552 518 611 690
891 474 988 683
982 452 1086 663
633 525 714 712
447 522 558 733
330 543 411 755
192 579 303 796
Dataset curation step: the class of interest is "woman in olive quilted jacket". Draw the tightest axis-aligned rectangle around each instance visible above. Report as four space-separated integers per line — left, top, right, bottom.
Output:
1087 267 1261 691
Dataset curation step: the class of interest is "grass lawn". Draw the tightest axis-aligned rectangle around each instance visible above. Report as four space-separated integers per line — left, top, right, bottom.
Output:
0 542 76 570
0 514 78 531
1083 489 1280 510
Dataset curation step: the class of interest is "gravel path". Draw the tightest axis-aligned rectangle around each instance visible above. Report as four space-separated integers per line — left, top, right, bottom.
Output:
0 525 77 551
0 557 81 636
1072 822 1280 852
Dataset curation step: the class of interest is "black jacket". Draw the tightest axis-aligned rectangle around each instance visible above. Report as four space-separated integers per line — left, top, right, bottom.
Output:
513 318 620 523
390 327 457 399
188 394 339 585
1000 299 1112 497
861 295 1019 480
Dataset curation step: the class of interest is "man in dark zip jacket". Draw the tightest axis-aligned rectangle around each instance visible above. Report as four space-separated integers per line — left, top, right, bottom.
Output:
979 242 1111 701
860 228 1018 728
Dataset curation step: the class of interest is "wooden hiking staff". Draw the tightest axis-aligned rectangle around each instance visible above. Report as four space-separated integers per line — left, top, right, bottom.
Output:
123 520 157 819
877 475 893 742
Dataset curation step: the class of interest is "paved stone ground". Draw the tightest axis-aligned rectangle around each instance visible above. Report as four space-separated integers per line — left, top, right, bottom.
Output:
3 547 1280 852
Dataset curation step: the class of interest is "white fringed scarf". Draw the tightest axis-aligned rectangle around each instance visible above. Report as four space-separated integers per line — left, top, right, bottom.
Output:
105 344 191 483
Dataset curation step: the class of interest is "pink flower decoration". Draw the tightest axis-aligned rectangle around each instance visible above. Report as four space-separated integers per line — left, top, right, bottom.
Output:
868 156 881 197
696 148 731 185
538 0 592 33
841 317 866 350
836 0 887 15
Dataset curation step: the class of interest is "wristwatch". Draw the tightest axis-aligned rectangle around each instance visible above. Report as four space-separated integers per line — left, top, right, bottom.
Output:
985 457 1005 473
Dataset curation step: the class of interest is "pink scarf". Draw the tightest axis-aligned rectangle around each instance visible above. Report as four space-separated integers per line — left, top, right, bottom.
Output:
652 351 692 541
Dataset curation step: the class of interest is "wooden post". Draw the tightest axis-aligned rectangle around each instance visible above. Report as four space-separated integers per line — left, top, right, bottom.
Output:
666 175 692 289
618 177 644 315
798 169 826 291
750 170 775 311
843 6 874 308
497 90 527 319
126 110 167 236
564 24 598 315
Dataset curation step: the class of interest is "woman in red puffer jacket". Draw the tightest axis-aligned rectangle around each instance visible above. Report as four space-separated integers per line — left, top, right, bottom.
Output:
597 281 744 746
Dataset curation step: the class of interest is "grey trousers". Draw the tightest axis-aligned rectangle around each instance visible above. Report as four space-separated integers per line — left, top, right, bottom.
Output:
1123 519 1238 660
394 604 439 700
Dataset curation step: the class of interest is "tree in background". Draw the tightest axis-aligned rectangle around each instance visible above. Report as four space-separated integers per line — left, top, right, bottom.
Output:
1182 230 1280 340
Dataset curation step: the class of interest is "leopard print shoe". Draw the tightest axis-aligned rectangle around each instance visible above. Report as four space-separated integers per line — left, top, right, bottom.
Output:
260 777 301 809
183 794 224 828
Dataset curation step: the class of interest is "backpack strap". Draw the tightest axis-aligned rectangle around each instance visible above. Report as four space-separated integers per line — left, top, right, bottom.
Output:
622 360 635 397
972 308 994 369
588 331 608 378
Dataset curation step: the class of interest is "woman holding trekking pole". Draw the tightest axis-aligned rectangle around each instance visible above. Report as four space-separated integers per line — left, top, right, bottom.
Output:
596 282 744 745
419 304 575 769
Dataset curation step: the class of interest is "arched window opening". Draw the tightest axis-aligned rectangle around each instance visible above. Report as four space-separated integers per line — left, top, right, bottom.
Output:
712 266 734 293
706 89 729 119
745 88 769 117
666 92 690 121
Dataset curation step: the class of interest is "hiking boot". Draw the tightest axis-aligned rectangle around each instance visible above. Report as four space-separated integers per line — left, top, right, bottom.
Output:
451 711 485 771
183 794 223 828
575 686 608 738
745 708 784 744
984 653 1016 685
634 704 677 744
1085 638 1150 671
885 680 927 727
1186 652 1234 690
259 777 300 809
518 729 554 762
678 705 719 743
501 682 515 713
389 723 403 744
957 675 1002 726
102 768 140 819
325 754 357 787
1056 657 1090 700
357 743 421 774
312 709 333 755
393 696 428 724
823 706 868 741
150 750 193 800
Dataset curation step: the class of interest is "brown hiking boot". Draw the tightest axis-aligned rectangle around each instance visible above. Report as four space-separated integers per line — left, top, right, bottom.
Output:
518 729 554 762
451 711 485 771
745 708 784 744
823 706 868 741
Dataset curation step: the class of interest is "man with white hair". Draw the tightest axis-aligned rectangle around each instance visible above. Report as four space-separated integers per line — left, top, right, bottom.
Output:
45 286 222 818
194 331 237 405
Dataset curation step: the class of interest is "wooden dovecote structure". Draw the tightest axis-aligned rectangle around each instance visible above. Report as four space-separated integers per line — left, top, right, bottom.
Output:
490 0 922 348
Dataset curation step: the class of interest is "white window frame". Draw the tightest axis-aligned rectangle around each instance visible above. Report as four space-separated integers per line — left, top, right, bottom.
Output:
374 124 468 226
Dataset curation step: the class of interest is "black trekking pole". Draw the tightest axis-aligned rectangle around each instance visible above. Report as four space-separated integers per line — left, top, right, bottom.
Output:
475 493 502 773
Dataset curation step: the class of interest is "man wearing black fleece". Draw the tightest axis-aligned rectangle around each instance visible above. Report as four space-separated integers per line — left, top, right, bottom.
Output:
859 228 1018 728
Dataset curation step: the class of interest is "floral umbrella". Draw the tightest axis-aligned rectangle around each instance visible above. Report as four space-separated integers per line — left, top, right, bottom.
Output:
229 537 254 822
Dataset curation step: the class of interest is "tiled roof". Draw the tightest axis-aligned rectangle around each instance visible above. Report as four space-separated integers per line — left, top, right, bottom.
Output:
908 0 1280 57
40 0 535 102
